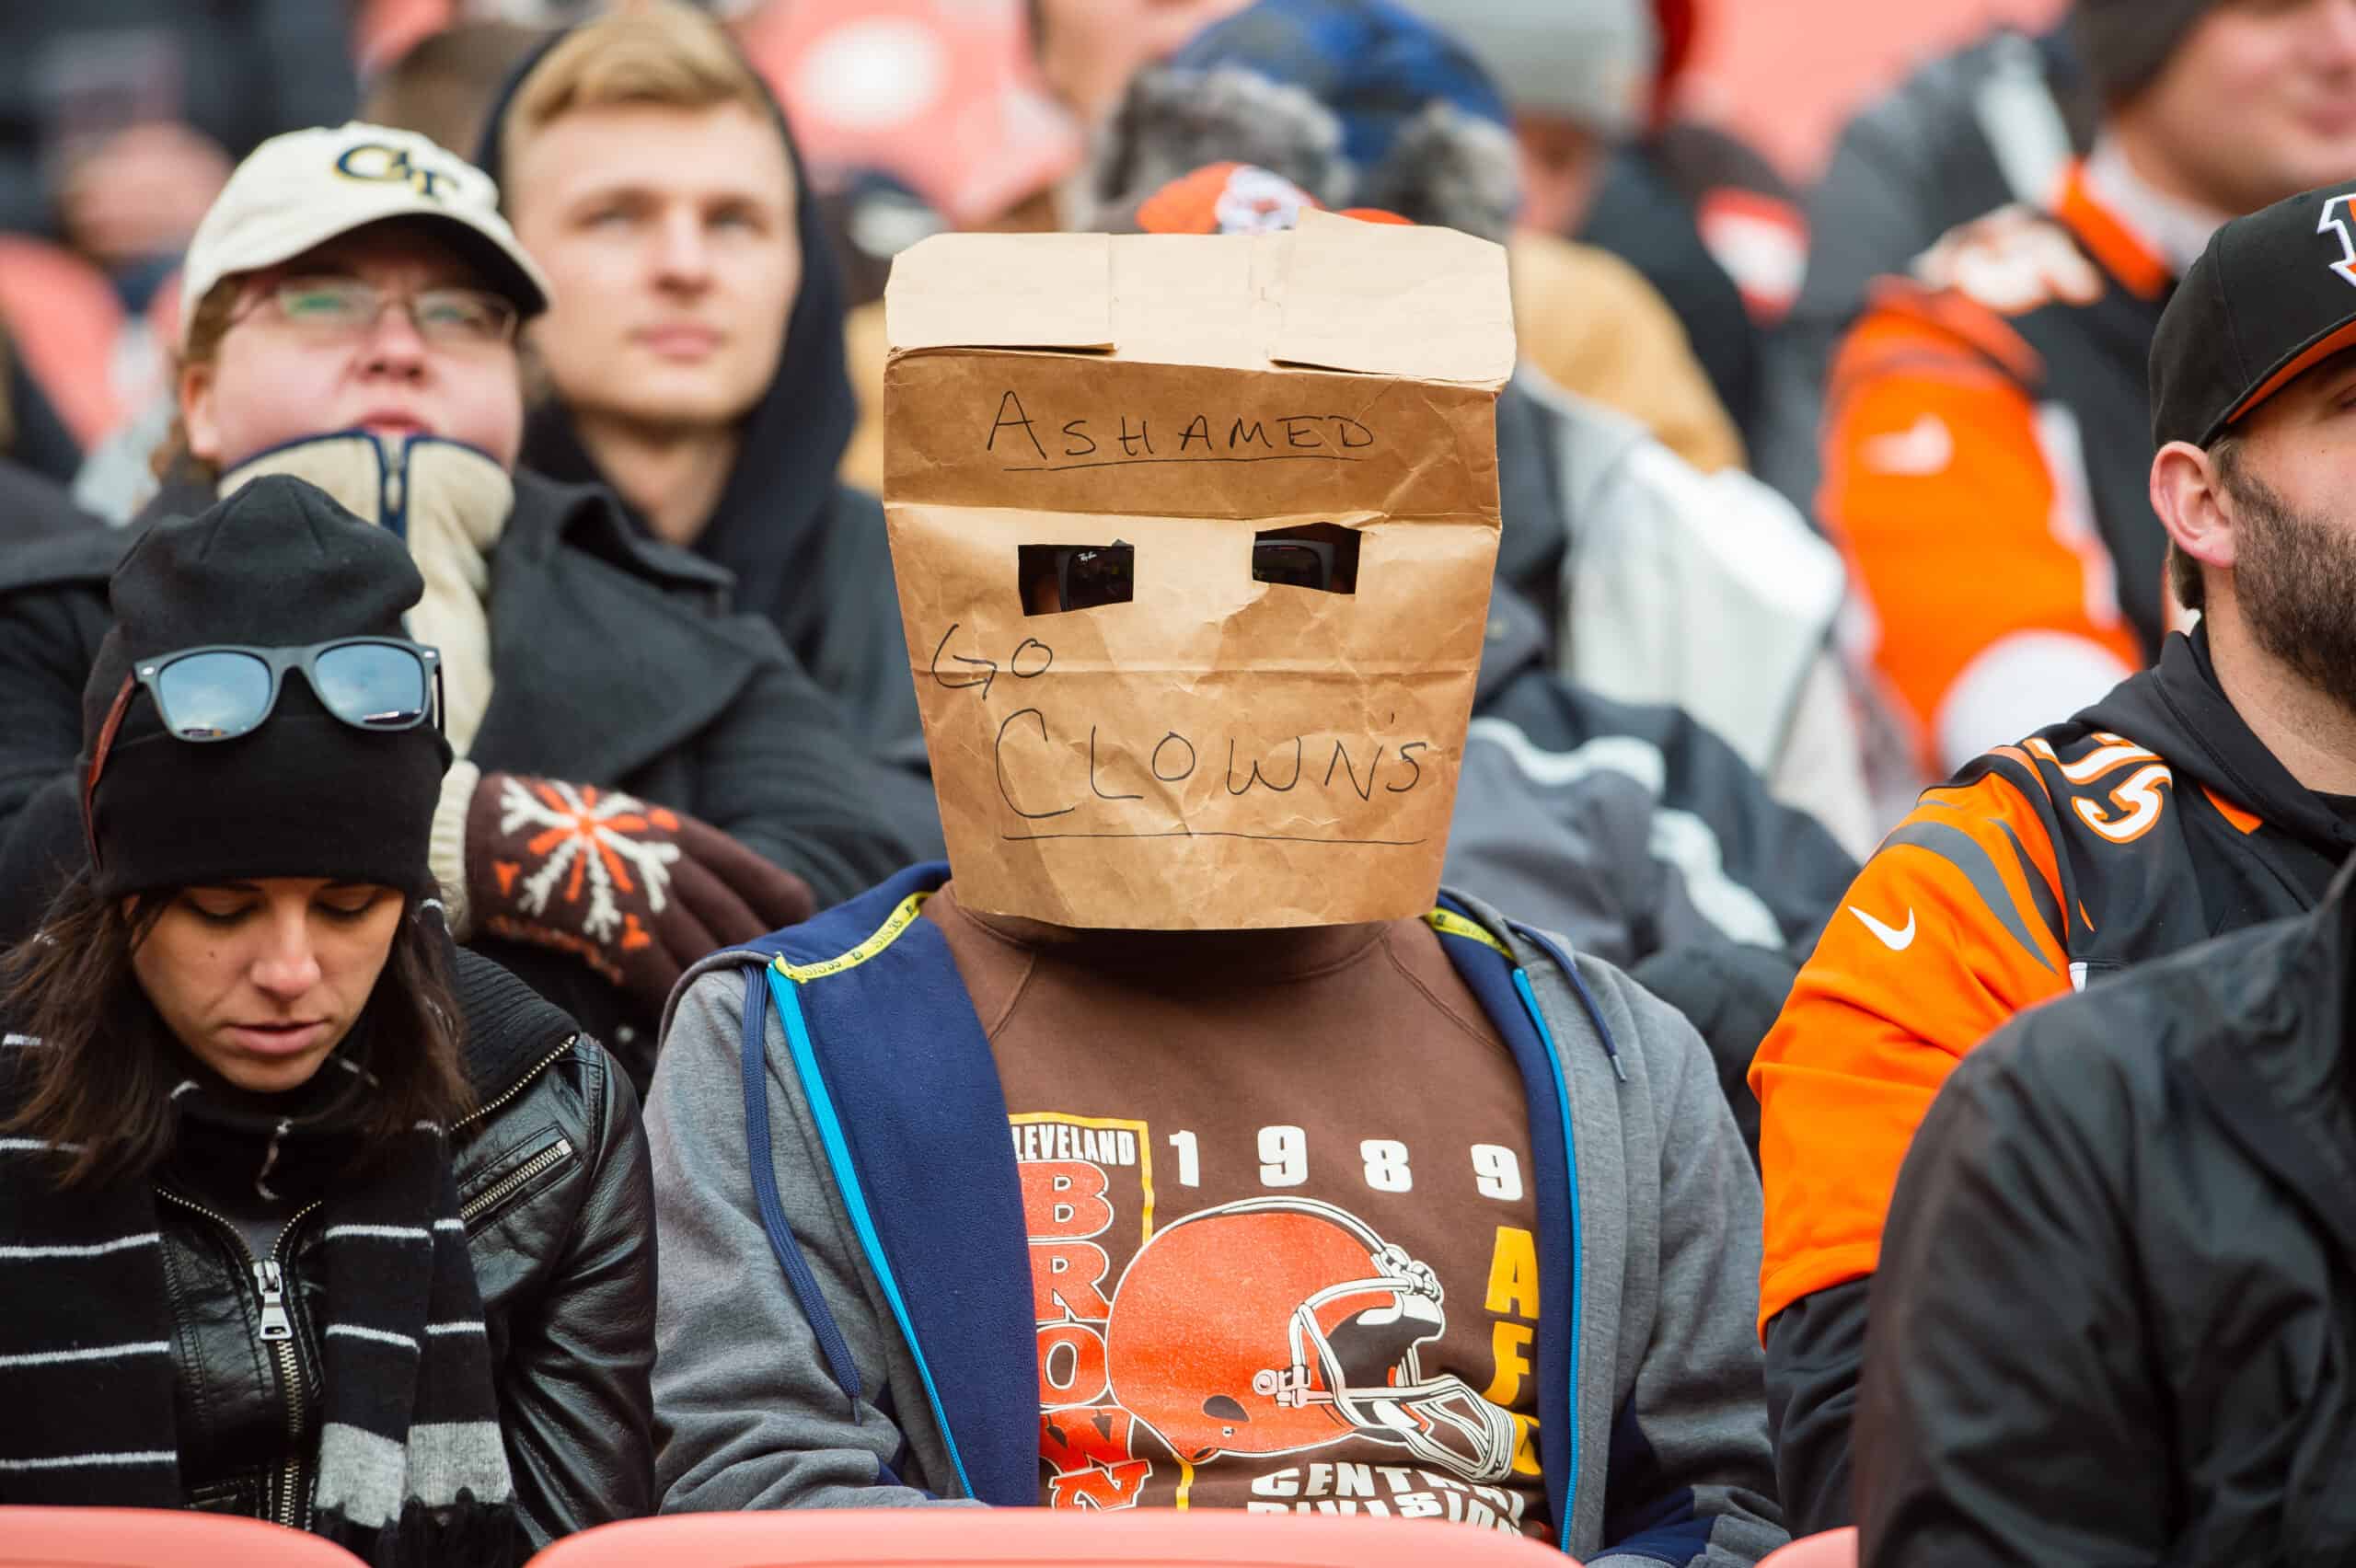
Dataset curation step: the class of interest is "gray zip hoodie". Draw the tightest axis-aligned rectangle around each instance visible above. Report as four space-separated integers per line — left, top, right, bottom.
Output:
643 889 1784 1564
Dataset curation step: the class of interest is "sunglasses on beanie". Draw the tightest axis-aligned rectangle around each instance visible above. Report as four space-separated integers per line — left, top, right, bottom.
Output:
84 639 444 864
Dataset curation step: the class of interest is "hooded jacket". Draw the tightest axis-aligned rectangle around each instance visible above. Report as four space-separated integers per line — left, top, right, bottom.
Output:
642 866 1784 1565
1750 628 2353 1534
475 34 919 765
0 466 917 1065
1857 851 2356 1564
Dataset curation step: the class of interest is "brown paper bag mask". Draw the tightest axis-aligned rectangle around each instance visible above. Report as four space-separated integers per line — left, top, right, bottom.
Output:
884 211 1515 928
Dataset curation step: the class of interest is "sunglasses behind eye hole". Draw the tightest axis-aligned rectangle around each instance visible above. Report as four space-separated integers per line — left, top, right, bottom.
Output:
1020 529 1360 617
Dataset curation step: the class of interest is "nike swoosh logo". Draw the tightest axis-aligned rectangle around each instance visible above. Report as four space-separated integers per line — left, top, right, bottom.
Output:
1860 414 1954 477
1849 905 1916 951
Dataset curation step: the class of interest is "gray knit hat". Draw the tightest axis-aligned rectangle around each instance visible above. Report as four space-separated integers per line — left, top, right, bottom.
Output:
2072 0 2223 108
1394 0 1657 138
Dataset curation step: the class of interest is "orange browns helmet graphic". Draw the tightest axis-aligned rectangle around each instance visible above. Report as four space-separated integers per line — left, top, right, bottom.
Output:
1102 1197 1515 1483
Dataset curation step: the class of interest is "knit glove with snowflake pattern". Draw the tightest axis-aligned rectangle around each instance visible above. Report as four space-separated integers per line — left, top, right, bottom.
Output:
463 773 815 1013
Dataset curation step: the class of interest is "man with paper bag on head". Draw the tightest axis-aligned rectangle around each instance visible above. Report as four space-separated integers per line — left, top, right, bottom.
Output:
643 212 1781 1565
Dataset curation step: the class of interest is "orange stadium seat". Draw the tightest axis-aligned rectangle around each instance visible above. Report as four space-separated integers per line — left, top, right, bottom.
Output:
0 1507 367 1567
525 1509 1578 1568
1760 1527 1859 1567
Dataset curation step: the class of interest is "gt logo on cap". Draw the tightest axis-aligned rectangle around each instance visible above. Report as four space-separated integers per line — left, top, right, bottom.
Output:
2319 192 2356 291
333 142 460 203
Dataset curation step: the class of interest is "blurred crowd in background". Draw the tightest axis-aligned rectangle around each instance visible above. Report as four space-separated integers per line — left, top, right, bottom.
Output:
0 0 2101 856
0 0 2057 522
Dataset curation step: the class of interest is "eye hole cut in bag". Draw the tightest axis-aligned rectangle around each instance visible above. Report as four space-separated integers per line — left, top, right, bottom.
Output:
1252 523 1358 594
1020 543 1136 615
1018 527 1358 617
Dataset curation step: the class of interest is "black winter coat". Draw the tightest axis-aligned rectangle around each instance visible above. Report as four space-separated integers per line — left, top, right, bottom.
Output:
1858 853 2356 1564
0 469 918 1065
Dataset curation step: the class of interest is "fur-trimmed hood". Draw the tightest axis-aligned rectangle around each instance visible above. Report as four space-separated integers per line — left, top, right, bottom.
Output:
1082 0 1521 240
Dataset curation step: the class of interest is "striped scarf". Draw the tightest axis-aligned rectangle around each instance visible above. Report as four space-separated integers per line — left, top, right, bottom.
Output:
0 1035 516 1566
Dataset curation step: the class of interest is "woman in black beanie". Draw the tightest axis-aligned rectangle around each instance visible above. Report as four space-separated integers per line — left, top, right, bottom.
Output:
0 476 656 1559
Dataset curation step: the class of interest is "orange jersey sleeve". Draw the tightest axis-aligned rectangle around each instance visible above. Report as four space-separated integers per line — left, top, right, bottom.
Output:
1750 767 2072 1331
1818 303 2144 771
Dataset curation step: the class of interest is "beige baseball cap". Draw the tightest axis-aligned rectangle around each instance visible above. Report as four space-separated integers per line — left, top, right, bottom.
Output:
179 121 551 346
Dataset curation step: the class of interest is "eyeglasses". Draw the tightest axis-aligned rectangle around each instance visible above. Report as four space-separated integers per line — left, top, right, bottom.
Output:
1030 538 1347 613
245 275 520 349
84 639 444 863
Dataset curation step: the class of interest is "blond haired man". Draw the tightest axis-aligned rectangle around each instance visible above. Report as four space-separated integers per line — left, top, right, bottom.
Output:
479 3 918 764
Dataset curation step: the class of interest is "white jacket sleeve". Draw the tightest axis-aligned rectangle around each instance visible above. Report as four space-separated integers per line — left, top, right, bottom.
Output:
1537 375 1877 857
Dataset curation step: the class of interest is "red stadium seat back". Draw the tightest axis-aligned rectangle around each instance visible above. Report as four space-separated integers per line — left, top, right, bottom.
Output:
1760 1527 1860 1567
525 1510 1579 1568
0 1507 369 1567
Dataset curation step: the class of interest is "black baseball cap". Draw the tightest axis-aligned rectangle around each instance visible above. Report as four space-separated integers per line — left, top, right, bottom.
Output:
2151 178 2356 450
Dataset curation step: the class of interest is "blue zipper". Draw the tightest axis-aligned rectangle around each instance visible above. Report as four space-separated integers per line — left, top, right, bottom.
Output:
765 966 978 1500
1505 921 1630 1553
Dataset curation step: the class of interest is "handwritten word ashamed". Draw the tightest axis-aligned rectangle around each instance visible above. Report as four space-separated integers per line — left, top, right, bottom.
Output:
986 390 1375 474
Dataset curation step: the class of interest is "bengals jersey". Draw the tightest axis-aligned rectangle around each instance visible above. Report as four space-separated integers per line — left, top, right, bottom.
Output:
1750 631 2356 1533
1818 164 2174 778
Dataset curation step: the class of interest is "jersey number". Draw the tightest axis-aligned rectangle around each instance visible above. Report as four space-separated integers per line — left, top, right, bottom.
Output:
2072 762 2172 844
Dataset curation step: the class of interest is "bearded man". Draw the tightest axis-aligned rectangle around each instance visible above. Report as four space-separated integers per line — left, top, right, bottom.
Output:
1750 176 2356 1536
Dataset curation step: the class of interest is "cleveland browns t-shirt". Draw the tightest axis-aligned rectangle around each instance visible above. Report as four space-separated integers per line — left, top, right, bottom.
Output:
924 882 1550 1540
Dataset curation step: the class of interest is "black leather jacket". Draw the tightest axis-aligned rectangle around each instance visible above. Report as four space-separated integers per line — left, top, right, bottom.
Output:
157 951 656 1547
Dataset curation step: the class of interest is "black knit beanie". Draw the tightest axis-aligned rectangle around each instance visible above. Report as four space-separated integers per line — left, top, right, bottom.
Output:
83 475 452 900
2072 0 2223 108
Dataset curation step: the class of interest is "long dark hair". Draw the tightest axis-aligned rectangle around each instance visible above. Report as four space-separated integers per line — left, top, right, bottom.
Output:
1 871 474 1189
